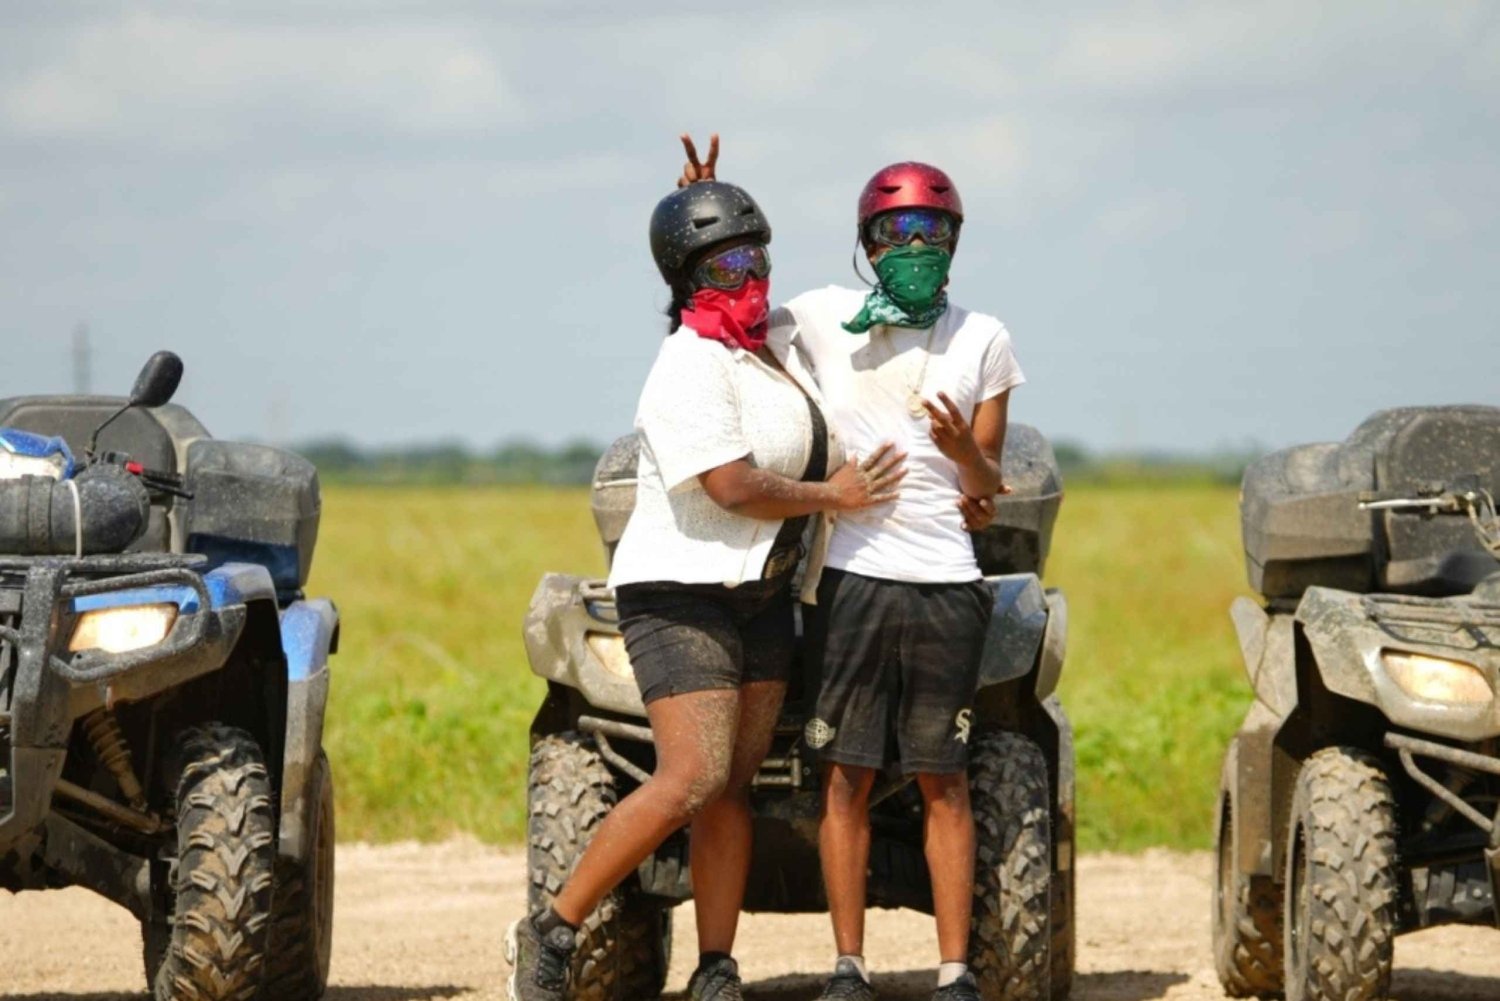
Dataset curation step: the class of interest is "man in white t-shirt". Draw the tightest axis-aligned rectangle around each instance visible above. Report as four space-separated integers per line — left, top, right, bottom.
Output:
680 143 1022 1001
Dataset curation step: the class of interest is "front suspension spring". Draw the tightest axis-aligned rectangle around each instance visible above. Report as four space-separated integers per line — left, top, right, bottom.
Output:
81 709 148 812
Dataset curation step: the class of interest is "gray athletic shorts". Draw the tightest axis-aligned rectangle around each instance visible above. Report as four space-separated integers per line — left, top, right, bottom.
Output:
803 568 992 775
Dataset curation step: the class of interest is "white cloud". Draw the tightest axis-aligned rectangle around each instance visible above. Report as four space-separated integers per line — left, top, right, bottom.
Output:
1 11 521 144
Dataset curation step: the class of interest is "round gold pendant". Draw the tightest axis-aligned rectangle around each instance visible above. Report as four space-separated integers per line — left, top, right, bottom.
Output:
907 392 927 419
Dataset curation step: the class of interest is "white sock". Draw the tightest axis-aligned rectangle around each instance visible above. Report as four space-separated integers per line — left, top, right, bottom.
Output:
836 954 869 983
937 962 968 987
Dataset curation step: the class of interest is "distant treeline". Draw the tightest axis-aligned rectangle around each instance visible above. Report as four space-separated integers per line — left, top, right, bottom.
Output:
297 439 603 486
297 438 1260 487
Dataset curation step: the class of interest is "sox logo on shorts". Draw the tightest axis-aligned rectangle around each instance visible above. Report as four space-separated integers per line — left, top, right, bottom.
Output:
804 718 837 749
955 709 972 745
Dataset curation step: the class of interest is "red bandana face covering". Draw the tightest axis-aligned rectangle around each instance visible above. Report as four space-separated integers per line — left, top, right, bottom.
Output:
680 277 771 352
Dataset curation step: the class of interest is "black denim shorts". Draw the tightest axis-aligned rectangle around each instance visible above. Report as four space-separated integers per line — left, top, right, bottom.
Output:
615 567 795 706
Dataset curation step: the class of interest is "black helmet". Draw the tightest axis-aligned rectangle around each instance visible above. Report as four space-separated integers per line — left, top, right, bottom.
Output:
649 181 771 287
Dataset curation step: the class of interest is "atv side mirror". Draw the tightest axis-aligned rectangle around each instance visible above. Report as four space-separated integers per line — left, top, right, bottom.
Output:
87 350 185 458
129 351 184 409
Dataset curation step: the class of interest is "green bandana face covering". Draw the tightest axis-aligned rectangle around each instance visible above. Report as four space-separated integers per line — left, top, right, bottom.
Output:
842 244 952 333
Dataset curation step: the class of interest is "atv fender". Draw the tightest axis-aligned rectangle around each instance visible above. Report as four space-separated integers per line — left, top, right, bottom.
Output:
1298 587 1500 742
1233 600 1298 716
1224 702 1281 878
524 573 644 718
1037 589 1068 700
1041 694 1076 870
278 599 338 861
977 574 1052 691
1294 587 1382 708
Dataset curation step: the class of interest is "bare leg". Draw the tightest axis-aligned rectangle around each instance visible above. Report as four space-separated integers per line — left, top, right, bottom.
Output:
551 689 738 926
819 763 878 957
917 771 976 963
691 679 788 954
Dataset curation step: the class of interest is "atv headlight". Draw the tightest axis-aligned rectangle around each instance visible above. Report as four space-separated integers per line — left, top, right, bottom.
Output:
69 604 178 654
585 631 634 681
1383 651 1493 705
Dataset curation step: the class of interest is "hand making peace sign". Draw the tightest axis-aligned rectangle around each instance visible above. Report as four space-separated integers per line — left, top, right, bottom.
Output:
677 132 720 187
921 392 984 466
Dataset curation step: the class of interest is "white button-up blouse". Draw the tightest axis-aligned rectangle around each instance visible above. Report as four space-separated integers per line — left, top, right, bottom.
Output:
607 325 842 601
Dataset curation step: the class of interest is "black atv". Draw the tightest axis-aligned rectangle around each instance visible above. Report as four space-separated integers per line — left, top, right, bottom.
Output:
522 425 1076 1001
1214 406 1500 1001
0 352 338 1000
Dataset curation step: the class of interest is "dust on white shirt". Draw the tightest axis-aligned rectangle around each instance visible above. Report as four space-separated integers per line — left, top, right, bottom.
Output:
773 285 1025 584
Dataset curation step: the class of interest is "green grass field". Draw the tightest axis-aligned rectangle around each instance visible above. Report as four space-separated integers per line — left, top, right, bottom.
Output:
308 484 1254 852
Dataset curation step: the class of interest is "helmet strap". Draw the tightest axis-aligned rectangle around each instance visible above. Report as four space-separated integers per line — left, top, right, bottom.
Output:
850 233 878 289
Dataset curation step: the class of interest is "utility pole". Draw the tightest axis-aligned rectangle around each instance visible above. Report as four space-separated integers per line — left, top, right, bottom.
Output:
72 322 92 394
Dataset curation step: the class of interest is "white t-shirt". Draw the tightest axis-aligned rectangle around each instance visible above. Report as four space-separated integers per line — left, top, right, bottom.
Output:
608 329 840 599
773 285 1025 583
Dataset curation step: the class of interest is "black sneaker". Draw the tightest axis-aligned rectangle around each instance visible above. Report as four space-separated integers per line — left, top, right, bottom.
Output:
818 958 877 1000
688 954 745 1000
504 914 575 1001
931 971 981 1001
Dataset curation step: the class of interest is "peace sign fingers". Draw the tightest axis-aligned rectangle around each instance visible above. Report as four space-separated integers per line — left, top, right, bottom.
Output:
922 392 982 466
677 132 721 188
935 391 968 428
921 398 955 433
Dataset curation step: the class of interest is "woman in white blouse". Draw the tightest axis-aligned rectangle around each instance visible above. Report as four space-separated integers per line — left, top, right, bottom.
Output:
506 179 905 1001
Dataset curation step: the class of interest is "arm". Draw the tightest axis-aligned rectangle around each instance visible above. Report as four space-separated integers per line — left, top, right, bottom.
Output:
699 445 907 520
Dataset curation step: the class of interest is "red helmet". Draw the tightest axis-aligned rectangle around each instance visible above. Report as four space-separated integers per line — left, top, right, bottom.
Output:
856 161 964 237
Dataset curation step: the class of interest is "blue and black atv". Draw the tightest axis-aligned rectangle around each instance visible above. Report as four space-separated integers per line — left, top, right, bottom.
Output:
0 352 337 1000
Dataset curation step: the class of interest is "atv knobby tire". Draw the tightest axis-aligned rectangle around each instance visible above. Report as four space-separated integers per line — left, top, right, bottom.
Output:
969 731 1052 1001
527 733 670 1000
1284 747 1398 1001
1213 758 1283 997
145 724 276 1001
258 751 336 1000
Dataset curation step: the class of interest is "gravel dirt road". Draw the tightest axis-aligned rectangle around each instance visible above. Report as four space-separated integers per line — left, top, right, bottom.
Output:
3 841 1498 1000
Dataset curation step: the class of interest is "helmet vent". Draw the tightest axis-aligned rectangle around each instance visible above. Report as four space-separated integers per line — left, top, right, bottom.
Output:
692 216 720 229
930 185 950 193
737 206 756 215
878 185 901 194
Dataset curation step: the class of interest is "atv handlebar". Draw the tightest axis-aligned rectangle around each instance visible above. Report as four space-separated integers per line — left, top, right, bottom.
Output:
96 451 193 500
1359 481 1500 557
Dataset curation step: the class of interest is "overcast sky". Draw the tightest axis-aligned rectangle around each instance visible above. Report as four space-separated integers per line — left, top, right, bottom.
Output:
2 2 1495 453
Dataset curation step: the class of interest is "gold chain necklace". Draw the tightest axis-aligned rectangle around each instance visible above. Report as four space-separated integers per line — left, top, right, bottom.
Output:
903 325 938 419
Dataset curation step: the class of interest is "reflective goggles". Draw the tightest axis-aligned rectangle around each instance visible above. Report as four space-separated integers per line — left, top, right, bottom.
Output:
692 242 772 291
867 208 956 248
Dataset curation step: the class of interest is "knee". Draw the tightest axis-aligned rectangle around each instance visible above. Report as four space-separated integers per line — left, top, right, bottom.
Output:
823 767 875 816
916 772 971 814
657 763 731 822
